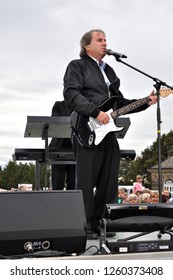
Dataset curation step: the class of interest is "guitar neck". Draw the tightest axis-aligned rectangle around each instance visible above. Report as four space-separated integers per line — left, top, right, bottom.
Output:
111 96 150 119
109 87 173 119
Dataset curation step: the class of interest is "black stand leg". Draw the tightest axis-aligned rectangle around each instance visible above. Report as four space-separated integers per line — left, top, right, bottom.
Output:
35 160 41 190
154 82 162 202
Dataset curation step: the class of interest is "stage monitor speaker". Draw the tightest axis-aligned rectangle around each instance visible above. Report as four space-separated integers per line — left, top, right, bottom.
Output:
0 190 87 257
104 203 173 220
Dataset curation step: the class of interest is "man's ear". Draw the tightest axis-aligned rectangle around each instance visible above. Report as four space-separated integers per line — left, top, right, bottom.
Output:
85 45 89 51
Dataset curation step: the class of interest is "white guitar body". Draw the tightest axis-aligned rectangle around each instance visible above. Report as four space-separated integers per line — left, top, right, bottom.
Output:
88 109 123 145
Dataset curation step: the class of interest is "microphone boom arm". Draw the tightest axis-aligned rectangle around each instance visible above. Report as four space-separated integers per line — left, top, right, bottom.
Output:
116 57 173 89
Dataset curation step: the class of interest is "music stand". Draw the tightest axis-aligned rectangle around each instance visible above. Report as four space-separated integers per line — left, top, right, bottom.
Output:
24 116 71 161
23 116 131 190
24 116 131 161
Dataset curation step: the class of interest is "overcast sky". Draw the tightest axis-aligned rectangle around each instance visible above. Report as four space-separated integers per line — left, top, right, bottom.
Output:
0 0 173 168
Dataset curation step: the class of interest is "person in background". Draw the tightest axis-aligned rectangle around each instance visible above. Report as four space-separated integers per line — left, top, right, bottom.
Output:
127 193 139 204
49 101 76 190
162 194 170 203
0 188 8 192
118 187 127 203
63 29 157 235
162 187 170 199
138 192 151 203
133 175 144 194
169 193 173 203
150 191 159 204
133 184 144 197
18 185 32 191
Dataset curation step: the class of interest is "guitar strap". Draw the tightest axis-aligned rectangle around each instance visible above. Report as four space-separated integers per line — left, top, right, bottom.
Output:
70 111 94 148
70 111 84 147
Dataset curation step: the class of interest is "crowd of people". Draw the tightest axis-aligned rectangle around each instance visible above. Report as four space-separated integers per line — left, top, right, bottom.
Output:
118 175 172 204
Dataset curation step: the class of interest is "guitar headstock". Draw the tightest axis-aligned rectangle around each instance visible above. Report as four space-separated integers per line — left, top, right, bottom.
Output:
160 87 173 98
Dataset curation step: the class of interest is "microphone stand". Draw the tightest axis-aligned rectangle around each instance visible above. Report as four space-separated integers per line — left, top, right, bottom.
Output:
114 56 173 202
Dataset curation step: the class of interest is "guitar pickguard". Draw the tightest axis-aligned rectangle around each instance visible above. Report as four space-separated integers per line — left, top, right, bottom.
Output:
88 109 123 145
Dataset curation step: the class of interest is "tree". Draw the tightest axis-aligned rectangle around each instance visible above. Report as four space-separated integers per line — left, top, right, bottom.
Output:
119 130 173 187
0 161 51 190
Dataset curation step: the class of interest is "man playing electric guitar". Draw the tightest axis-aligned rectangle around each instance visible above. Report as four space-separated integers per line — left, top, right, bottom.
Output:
63 29 157 237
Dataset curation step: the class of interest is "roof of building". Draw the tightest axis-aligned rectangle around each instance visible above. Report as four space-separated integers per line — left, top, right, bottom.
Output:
152 156 173 169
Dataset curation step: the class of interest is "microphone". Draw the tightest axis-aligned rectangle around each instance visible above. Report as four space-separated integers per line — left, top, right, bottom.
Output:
106 49 127 59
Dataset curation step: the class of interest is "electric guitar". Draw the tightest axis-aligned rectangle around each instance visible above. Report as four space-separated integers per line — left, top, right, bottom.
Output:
71 88 173 148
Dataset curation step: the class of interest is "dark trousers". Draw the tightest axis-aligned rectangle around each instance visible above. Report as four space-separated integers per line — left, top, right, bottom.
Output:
51 164 76 190
75 134 120 223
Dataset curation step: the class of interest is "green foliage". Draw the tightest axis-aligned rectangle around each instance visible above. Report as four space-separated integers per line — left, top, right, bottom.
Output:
0 161 51 191
119 130 173 187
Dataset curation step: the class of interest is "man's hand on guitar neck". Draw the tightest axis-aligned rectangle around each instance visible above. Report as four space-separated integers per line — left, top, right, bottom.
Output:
95 89 157 125
148 90 158 105
96 111 110 124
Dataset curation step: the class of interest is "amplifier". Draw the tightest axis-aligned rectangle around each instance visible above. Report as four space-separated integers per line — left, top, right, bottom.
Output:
106 239 173 254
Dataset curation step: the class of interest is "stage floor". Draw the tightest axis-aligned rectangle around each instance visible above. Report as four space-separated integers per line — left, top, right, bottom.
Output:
52 230 173 260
